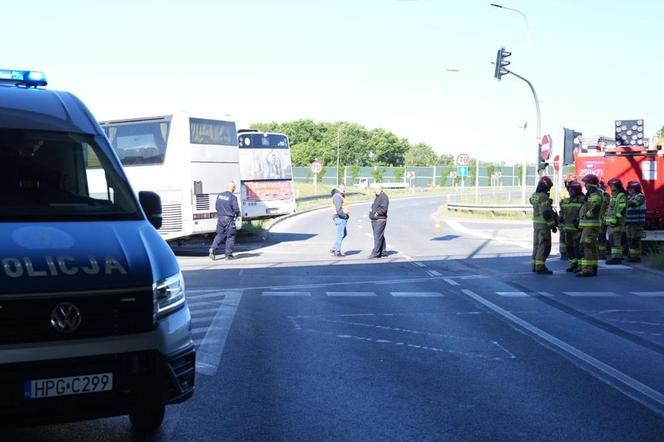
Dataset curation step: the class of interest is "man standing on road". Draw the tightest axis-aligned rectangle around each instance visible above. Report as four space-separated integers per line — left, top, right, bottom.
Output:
529 176 558 274
209 181 241 261
330 183 349 257
597 180 610 259
625 180 647 262
605 178 627 265
578 174 603 277
368 184 389 258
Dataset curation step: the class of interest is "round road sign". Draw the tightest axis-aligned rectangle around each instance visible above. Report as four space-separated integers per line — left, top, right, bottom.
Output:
310 160 323 174
455 153 470 166
406 171 416 179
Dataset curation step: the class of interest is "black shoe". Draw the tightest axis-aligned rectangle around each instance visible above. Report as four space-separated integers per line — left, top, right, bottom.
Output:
380 252 388 257
208 249 215 260
225 254 236 260
535 268 553 275
605 258 623 265
599 254 607 260
560 254 568 261
628 257 641 263
367 255 380 259
565 266 578 273
576 272 594 277
329 249 336 255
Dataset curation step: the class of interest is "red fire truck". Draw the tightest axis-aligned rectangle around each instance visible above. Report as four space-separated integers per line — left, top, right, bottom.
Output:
574 128 664 241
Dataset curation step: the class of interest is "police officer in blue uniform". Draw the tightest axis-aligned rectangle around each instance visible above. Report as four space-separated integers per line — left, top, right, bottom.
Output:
209 181 240 260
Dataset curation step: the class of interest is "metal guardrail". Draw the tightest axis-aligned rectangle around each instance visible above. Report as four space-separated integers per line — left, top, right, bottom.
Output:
446 202 532 216
296 192 362 203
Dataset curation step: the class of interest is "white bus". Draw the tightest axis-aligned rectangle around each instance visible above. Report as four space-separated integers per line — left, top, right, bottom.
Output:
99 112 241 241
238 130 296 219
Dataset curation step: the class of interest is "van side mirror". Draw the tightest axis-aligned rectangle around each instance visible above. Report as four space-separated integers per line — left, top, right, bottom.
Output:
139 191 163 230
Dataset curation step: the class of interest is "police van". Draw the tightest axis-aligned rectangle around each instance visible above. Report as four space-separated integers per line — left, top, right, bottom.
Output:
0 70 195 432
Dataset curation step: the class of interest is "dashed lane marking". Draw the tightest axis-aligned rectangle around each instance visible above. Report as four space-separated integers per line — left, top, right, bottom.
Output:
443 278 460 286
427 270 443 277
632 291 664 297
413 262 427 268
262 291 312 297
391 292 444 297
563 291 618 297
496 291 530 297
460 288 664 417
196 290 243 376
326 291 377 297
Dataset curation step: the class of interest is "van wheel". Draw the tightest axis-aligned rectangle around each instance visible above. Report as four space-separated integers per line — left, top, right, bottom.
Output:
129 403 165 434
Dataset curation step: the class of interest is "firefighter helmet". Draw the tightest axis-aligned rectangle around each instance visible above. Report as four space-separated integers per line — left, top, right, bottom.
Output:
582 174 599 186
607 177 625 192
627 180 642 193
537 175 554 191
567 180 582 194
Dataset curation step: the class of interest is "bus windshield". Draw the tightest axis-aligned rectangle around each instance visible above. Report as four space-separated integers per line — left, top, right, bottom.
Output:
0 129 142 222
238 133 292 180
103 118 170 166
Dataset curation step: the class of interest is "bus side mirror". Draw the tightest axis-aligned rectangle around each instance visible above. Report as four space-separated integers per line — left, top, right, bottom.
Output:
139 191 163 230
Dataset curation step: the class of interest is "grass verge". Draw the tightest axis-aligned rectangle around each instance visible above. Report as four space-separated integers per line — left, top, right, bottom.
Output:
644 245 664 270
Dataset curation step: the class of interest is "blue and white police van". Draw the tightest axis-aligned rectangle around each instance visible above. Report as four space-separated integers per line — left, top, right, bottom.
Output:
0 69 195 432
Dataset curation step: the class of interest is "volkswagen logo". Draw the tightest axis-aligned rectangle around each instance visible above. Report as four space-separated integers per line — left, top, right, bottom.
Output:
50 302 82 334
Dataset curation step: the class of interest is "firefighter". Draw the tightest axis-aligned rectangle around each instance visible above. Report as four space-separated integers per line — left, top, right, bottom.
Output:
577 174 603 277
530 176 558 274
605 178 628 264
559 175 573 260
560 180 585 272
625 180 647 262
597 180 610 259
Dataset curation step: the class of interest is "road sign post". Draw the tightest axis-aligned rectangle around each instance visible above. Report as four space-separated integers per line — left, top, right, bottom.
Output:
310 160 323 193
455 154 471 191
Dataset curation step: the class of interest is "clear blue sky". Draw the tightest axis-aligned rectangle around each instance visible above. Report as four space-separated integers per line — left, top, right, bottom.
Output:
3 0 663 164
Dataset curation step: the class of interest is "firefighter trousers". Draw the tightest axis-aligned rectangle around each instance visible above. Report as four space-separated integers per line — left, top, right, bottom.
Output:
564 229 580 269
607 225 625 260
626 224 644 258
580 227 599 275
532 225 552 271
598 225 608 258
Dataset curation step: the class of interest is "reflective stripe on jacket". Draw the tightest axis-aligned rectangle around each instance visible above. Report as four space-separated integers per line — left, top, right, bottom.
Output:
530 191 556 227
560 194 585 231
604 192 627 225
579 191 602 228
626 192 646 225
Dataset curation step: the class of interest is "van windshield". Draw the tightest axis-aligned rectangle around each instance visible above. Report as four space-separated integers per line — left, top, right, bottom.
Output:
0 129 142 222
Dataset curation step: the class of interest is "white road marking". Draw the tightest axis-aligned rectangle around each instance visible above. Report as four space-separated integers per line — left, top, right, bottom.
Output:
632 291 664 297
443 278 460 286
196 290 243 376
427 270 443 277
391 292 444 297
496 291 530 297
445 219 531 250
262 291 311 297
187 292 228 300
326 291 377 297
460 288 664 417
413 262 427 268
564 291 618 297
598 264 631 270
187 300 226 310
537 291 554 297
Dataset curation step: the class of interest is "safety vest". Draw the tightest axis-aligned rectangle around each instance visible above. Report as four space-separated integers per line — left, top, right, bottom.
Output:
604 192 627 226
626 192 646 225
529 191 555 227
560 194 585 232
579 191 602 228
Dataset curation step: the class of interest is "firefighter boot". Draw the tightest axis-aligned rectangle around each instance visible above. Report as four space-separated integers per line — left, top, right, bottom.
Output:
606 257 623 265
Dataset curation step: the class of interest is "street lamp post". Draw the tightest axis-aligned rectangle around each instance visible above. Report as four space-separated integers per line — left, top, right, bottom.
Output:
490 3 533 204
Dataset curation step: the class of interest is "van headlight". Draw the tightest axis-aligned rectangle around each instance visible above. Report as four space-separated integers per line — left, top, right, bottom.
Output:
154 272 186 318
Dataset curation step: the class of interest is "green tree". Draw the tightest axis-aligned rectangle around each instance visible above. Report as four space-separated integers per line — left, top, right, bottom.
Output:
405 143 437 166
350 165 361 184
394 167 404 182
486 162 496 186
658 125 664 137
371 167 385 183
437 153 455 166
368 129 408 166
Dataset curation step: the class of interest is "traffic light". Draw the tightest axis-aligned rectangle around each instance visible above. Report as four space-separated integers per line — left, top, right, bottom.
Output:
494 47 511 80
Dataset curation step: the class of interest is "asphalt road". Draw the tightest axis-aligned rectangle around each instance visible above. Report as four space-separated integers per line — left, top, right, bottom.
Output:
4 195 664 441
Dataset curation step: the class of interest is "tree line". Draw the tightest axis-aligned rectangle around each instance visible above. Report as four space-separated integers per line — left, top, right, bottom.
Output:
250 120 455 167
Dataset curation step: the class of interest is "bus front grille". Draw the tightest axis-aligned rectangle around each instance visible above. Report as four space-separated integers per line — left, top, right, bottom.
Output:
160 203 183 233
195 194 210 211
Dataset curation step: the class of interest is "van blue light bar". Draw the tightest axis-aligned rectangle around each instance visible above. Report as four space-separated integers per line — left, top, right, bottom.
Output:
0 69 47 87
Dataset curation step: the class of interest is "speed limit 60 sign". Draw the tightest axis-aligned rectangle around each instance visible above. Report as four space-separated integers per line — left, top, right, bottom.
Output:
455 153 470 166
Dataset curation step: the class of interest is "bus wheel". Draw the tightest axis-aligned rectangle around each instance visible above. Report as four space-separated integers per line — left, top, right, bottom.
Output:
129 403 165 434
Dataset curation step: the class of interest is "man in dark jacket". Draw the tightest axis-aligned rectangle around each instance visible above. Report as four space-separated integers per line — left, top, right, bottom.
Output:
368 185 389 258
209 181 241 260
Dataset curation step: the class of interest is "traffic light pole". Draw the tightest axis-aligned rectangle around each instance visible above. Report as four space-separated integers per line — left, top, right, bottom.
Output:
503 68 541 202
